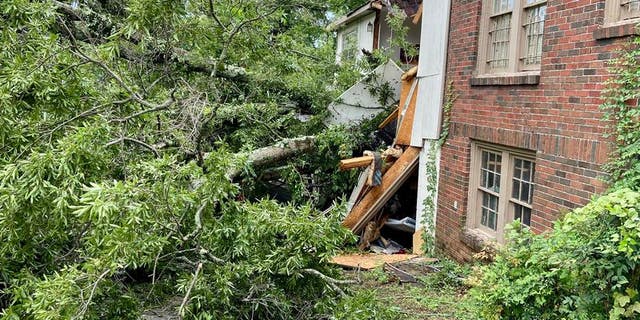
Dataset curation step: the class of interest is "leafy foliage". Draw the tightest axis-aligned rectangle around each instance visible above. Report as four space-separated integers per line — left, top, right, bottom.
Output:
0 0 391 318
601 37 640 190
469 189 640 320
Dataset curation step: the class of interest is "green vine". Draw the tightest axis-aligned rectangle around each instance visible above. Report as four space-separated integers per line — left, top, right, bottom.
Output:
601 37 640 191
420 82 457 255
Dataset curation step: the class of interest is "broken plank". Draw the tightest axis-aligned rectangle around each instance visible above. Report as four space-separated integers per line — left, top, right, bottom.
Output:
339 156 374 171
378 107 399 129
384 263 418 283
395 78 419 146
342 147 421 233
346 171 369 212
412 3 423 25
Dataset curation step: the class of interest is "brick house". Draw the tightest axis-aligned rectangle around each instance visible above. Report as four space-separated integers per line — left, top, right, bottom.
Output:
421 0 640 261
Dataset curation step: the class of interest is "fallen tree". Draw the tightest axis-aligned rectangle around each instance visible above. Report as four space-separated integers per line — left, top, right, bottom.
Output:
0 0 386 319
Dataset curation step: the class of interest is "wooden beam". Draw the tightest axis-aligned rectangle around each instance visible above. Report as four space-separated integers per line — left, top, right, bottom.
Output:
412 4 423 25
395 78 419 146
339 156 374 171
342 147 421 234
378 107 399 129
346 171 369 212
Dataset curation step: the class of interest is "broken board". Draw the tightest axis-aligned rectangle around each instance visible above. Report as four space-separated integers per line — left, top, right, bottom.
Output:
342 147 421 234
395 77 419 146
330 253 418 270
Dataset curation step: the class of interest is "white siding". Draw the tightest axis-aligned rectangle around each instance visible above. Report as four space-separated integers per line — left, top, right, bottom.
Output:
412 0 452 144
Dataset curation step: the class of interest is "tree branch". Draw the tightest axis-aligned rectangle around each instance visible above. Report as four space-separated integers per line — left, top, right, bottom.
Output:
106 137 160 157
299 268 358 297
75 269 111 320
179 262 203 316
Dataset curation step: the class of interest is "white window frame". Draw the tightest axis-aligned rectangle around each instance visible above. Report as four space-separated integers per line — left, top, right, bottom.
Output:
476 0 548 75
338 26 359 63
466 142 536 243
604 0 640 25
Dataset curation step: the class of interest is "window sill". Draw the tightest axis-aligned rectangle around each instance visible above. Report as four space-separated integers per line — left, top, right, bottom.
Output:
470 72 540 86
460 228 496 252
594 21 640 40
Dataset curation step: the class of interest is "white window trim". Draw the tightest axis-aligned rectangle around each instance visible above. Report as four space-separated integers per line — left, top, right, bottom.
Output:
466 141 536 243
337 25 359 64
476 0 547 75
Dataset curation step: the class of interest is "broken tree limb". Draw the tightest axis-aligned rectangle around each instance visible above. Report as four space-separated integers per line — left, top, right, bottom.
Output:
300 268 358 297
226 136 316 179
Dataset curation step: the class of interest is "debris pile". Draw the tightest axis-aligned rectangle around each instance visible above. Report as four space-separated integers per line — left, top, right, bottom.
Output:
339 66 422 254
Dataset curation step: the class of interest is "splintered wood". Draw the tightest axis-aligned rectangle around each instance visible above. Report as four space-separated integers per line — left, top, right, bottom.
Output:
396 70 419 146
339 156 374 171
342 147 420 233
330 253 418 270
338 67 421 238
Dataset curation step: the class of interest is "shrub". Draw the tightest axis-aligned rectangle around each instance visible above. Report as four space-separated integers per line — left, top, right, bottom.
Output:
469 188 640 320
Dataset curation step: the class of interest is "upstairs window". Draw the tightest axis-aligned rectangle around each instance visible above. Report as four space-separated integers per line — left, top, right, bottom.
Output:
340 28 359 62
605 0 640 24
477 0 547 75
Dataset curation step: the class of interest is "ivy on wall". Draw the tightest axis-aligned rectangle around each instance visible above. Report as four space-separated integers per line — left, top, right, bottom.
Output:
601 36 640 191
420 82 457 255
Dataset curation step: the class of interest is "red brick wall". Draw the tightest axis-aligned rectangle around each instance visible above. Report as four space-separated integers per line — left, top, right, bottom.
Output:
436 0 629 261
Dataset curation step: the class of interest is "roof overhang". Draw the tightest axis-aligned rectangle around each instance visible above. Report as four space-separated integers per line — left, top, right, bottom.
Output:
327 1 382 31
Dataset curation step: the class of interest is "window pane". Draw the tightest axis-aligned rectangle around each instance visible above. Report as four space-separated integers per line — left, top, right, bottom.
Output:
481 192 499 230
481 150 502 192
523 4 546 66
514 204 532 226
512 158 535 204
341 30 358 61
512 180 520 199
621 1 640 20
493 0 514 13
488 13 511 69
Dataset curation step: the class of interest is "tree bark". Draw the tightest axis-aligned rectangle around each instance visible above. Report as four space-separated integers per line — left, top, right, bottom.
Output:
226 136 316 179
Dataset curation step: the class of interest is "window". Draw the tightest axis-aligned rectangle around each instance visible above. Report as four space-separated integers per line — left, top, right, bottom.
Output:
340 28 359 62
605 0 640 24
467 143 536 242
477 0 547 74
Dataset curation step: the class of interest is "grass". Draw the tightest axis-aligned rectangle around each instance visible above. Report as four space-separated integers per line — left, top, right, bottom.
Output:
342 257 476 320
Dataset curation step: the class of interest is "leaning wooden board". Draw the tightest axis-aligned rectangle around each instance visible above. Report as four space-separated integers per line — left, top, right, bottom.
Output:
395 77 419 146
342 147 421 234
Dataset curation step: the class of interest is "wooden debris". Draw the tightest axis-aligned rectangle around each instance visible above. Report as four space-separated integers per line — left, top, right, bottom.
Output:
339 156 374 171
384 262 418 283
400 66 419 81
330 253 418 270
412 227 426 255
378 107 399 129
342 147 421 233
412 4 423 25
382 146 403 158
346 171 369 212
395 77 419 146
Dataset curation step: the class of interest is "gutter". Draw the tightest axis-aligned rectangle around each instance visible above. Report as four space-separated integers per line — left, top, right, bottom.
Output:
327 1 383 31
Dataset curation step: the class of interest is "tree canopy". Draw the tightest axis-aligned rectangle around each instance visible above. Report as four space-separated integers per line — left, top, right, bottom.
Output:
0 0 387 318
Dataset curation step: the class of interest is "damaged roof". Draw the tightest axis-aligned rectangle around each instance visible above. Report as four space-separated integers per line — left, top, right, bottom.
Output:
329 0 422 30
